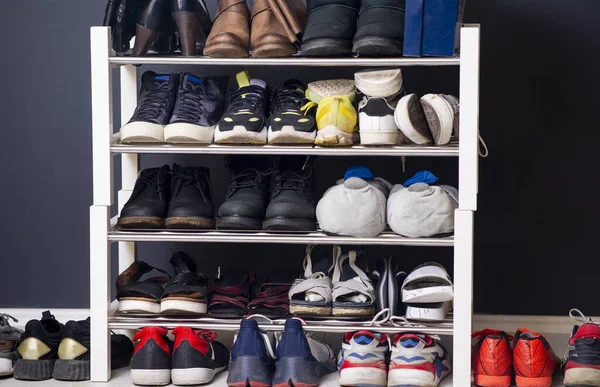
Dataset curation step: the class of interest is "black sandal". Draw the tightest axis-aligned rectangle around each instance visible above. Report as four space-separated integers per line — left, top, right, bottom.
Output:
117 262 170 314
160 252 209 314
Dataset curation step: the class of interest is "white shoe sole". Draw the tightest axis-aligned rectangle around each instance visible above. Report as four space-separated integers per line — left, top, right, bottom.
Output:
214 125 267 144
120 121 165 143
402 285 454 303
164 122 215 144
315 125 357 146
160 299 207 314
118 300 160 314
171 366 226 385
388 368 440 387
360 131 404 145
564 367 600 386
394 94 432 145
0 358 13 376
340 366 387 387
420 94 454 145
405 301 452 321
131 369 171 386
268 126 316 144
354 69 403 98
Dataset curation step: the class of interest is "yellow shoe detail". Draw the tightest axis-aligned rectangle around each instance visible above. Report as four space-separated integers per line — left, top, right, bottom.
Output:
18 338 51 360
316 95 357 134
58 338 88 360
235 70 251 88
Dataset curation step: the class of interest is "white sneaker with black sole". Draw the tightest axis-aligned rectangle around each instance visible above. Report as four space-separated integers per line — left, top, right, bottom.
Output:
358 96 406 145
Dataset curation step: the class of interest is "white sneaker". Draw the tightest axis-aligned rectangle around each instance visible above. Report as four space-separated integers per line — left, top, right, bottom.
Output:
394 94 433 144
358 96 406 145
354 69 403 98
420 94 459 145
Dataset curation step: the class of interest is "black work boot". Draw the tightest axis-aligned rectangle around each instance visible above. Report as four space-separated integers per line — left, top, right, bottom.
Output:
353 0 406 56
263 156 317 231
171 0 213 56
217 156 273 230
301 0 360 56
165 164 215 229
117 165 172 229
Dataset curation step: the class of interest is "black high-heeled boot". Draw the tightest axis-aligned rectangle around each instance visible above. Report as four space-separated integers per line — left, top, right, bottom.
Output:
132 0 172 57
171 0 213 56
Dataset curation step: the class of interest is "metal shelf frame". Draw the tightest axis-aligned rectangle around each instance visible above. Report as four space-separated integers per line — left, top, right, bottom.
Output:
90 25 480 386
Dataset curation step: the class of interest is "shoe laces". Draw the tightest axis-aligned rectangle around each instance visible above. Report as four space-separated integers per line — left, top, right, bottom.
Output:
569 308 600 325
228 168 273 193
137 81 170 121
228 85 266 113
175 82 210 121
131 174 165 201
273 86 306 113
300 101 318 115
196 329 217 342
274 169 311 193
171 169 212 203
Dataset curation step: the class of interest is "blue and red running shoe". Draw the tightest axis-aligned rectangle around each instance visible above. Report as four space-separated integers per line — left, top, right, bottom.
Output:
338 330 389 387
564 309 600 387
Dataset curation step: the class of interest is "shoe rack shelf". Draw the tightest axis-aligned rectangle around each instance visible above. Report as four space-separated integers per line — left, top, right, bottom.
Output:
90 25 481 386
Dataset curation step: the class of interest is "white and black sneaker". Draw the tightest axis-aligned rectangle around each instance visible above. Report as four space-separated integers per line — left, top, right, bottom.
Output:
120 72 179 143
163 73 228 144
214 71 270 144
420 94 459 145
358 96 406 145
267 80 316 144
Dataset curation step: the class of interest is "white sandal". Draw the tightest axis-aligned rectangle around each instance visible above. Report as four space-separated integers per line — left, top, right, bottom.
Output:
289 246 334 316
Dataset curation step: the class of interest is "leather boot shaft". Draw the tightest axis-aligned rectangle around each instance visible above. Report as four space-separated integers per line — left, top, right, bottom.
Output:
203 0 250 58
251 0 296 58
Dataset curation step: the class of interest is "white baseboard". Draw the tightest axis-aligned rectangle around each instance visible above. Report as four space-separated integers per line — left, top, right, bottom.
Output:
1 308 584 335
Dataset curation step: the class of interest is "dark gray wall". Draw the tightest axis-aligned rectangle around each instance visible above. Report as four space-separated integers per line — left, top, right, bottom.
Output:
1 0 597 316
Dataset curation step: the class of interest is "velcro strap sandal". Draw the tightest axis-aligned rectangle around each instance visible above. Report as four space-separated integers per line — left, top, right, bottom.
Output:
160 252 209 314
289 246 334 316
331 248 376 317
117 261 171 314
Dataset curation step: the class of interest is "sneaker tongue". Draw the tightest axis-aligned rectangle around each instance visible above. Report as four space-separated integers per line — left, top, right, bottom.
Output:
182 73 202 89
249 79 266 89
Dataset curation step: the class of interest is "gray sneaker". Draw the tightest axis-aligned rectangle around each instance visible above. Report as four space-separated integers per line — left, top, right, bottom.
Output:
0 314 23 376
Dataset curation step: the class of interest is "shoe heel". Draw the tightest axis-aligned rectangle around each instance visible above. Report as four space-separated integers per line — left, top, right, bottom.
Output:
132 24 157 57
272 357 318 387
515 376 553 387
173 11 201 56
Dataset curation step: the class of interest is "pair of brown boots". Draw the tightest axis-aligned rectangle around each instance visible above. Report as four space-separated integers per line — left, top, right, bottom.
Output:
204 0 306 58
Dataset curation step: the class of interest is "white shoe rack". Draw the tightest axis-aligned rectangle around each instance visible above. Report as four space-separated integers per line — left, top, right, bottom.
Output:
89 25 480 386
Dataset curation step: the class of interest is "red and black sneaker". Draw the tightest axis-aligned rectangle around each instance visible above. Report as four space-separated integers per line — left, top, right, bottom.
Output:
472 329 513 387
130 327 172 386
171 327 230 386
564 310 600 387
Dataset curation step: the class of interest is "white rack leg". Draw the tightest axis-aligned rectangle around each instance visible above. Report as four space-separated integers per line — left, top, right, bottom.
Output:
118 64 139 272
453 209 474 387
458 25 480 211
90 205 111 382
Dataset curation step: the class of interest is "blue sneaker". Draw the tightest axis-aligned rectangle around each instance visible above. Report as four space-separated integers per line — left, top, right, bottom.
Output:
273 318 336 387
227 318 275 387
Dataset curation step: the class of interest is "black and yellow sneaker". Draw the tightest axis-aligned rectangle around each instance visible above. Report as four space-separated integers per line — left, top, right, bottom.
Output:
267 80 316 144
52 317 134 381
214 71 271 144
13 311 63 381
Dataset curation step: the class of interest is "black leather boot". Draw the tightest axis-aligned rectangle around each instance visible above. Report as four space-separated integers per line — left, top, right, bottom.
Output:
103 0 132 55
165 164 215 229
353 0 406 56
301 0 360 56
132 0 172 57
172 0 213 56
263 156 317 231
117 165 172 229
216 156 273 230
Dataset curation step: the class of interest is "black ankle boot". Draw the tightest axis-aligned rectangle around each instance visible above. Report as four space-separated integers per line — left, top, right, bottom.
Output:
117 165 172 229
263 156 317 231
353 0 406 56
216 156 273 230
171 0 213 56
301 0 360 56
132 0 172 57
165 164 215 229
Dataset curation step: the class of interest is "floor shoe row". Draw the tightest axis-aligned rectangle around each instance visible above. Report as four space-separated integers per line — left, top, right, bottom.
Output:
104 0 456 58
119 69 459 147
117 157 457 239
117 248 454 323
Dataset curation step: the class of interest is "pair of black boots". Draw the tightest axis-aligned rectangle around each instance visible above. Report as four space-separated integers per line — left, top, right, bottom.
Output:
103 0 212 56
302 0 406 56
117 156 317 231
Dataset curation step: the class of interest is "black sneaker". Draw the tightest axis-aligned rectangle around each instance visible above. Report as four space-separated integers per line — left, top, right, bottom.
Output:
165 164 215 229
353 0 406 56
131 327 172 386
117 165 172 229
267 80 316 144
301 0 360 56
263 156 317 231
214 71 271 144
164 73 228 144
52 317 134 381
216 156 273 230
120 72 179 143
171 327 229 385
13 311 63 381
0 313 22 376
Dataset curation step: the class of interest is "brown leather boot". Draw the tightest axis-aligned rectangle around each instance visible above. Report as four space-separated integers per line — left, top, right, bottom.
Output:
203 0 250 58
267 0 307 44
250 0 297 58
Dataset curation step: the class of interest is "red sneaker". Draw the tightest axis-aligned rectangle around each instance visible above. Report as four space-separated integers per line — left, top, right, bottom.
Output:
130 327 172 386
512 328 558 387
564 315 600 387
472 329 513 387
